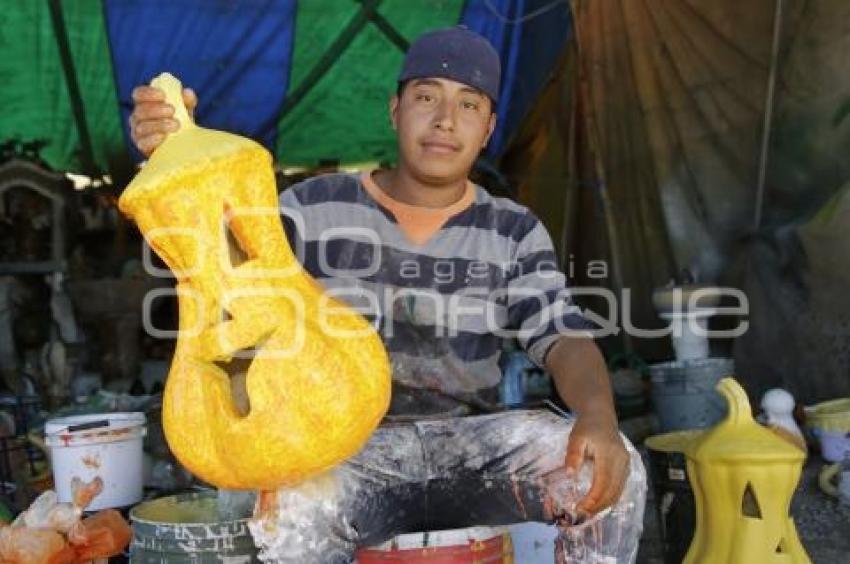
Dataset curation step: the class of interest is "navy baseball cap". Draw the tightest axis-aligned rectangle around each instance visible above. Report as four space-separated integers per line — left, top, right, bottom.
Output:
398 26 501 104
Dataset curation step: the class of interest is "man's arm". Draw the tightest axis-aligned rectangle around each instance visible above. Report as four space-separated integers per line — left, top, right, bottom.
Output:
501 212 630 514
545 335 630 515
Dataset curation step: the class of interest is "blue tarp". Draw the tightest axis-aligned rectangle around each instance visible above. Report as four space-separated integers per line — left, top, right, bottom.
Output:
105 0 296 159
462 0 572 156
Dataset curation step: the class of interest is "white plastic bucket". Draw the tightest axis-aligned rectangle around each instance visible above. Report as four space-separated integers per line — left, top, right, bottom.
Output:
44 412 146 510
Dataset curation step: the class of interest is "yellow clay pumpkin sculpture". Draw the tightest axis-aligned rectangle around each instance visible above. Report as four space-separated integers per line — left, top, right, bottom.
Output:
684 378 809 564
118 73 391 490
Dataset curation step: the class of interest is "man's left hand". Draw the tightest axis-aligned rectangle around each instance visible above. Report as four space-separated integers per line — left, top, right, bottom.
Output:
564 412 629 515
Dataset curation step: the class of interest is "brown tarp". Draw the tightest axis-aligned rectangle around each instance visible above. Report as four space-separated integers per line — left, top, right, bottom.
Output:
501 0 849 402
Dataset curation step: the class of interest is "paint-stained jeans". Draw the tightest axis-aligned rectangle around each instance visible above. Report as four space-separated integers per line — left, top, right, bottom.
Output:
248 410 646 563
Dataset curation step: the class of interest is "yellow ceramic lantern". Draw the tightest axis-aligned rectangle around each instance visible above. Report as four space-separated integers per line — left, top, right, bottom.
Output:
684 378 810 563
118 73 391 490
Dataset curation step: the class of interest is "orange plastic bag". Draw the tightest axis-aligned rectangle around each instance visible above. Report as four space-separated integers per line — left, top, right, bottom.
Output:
67 510 132 560
0 526 75 564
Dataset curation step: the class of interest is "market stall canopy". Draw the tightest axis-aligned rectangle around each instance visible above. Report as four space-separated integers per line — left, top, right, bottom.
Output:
0 0 572 176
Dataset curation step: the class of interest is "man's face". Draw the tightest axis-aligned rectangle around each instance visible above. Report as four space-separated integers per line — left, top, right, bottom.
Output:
390 77 496 184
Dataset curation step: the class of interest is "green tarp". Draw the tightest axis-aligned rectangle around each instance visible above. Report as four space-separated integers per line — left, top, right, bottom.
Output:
0 1 123 174
277 0 464 165
0 0 464 175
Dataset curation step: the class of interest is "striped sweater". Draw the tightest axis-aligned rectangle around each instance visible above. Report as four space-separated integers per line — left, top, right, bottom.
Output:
279 172 589 408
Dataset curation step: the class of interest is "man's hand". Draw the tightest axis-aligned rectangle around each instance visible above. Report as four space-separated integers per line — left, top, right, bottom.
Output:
129 85 198 157
544 336 630 515
565 411 629 515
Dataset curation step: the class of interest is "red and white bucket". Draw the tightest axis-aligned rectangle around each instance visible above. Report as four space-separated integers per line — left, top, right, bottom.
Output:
356 526 513 563
44 412 146 510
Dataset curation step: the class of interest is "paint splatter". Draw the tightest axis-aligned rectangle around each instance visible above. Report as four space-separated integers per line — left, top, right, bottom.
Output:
511 475 528 519
81 455 101 469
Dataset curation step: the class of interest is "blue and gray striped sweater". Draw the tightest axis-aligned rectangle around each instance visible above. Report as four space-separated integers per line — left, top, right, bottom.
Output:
279 173 589 402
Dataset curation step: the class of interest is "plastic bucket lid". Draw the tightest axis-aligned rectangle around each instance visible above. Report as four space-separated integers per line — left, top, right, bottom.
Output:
45 412 146 447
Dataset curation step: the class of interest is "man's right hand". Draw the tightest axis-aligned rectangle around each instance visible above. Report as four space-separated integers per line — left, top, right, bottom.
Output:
129 86 198 157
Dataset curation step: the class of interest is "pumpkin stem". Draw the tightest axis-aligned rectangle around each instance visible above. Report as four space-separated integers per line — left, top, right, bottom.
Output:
717 377 753 426
150 72 195 132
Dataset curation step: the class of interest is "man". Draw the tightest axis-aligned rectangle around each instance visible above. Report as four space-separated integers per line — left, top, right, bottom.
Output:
130 26 644 563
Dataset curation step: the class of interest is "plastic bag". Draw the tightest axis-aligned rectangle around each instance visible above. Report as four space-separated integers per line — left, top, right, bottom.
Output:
251 410 647 563
545 455 646 563
0 526 76 564
67 509 132 560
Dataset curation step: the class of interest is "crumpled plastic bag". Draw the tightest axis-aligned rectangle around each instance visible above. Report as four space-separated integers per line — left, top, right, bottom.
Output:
12 491 80 534
544 454 646 564
251 410 647 563
67 510 132 560
1 477 129 563
0 525 76 564
11 477 103 534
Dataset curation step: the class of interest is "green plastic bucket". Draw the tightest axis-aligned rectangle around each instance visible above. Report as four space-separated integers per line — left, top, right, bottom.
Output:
129 491 259 563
